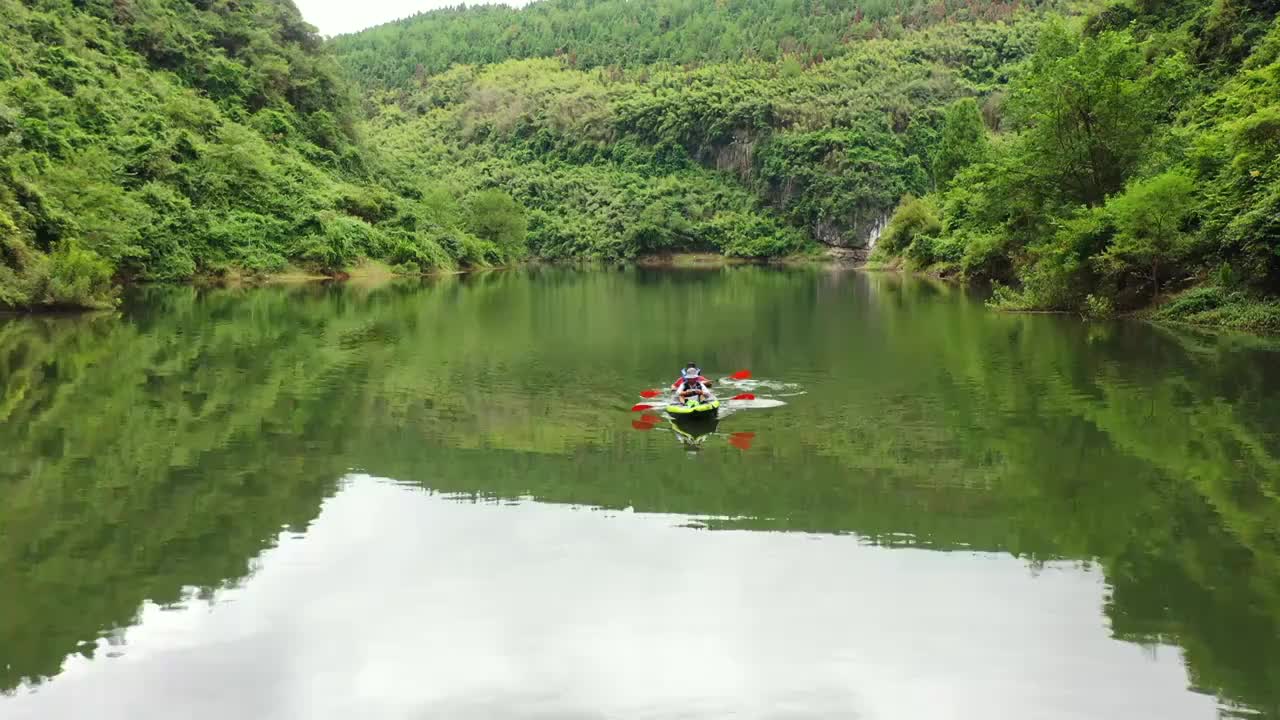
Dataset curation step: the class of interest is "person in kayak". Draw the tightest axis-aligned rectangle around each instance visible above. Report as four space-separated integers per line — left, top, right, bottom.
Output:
679 380 712 404
675 363 713 404
673 362 709 392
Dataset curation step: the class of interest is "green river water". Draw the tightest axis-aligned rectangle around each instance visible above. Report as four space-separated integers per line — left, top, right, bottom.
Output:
1 267 1278 719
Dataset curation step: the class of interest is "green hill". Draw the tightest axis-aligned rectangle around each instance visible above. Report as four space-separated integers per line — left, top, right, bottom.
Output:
335 0 1280 331
5 0 1279 328
340 6 1055 260
331 0 1062 89
873 0 1280 332
0 0 526 311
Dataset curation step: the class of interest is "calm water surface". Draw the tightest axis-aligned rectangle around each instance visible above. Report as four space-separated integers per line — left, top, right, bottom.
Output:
1 268 1278 719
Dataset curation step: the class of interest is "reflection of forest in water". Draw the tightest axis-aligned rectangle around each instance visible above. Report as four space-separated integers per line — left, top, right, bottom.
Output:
1 269 1278 715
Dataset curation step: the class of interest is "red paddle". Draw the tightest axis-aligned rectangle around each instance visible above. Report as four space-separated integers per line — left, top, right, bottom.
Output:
728 369 751 380
639 389 663 398
730 393 755 401
729 432 756 450
631 403 657 412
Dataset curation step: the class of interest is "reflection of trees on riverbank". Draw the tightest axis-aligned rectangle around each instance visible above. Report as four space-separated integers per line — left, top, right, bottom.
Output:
1 271 1277 713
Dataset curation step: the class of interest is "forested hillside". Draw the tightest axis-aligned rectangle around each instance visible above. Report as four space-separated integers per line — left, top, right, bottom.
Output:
333 0 1060 88
0 0 528 311
6 0 1279 328
873 0 1280 331
337 0 1280 331
355 17 1042 260
340 1 1057 261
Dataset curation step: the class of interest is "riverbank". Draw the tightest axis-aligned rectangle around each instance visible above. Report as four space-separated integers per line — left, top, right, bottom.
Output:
635 249 841 269
13 256 1278 337
634 253 752 269
864 256 1280 336
1145 287 1280 335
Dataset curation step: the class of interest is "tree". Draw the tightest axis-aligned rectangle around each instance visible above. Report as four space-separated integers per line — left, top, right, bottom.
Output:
1007 25 1154 207
932 97 990 188
467 189 528 258
877 194 941 258
1099 169 1196 299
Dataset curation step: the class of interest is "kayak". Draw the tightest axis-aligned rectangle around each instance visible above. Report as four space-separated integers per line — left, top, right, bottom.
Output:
666 397 720 418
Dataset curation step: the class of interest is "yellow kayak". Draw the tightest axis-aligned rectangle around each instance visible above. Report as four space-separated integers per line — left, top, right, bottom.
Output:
666 397 720 417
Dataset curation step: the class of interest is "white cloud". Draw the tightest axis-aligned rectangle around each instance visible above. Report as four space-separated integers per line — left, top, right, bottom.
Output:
294 0 532 37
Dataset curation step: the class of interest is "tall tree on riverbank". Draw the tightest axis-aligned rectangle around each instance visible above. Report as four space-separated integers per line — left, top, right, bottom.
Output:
1100 169 1196 299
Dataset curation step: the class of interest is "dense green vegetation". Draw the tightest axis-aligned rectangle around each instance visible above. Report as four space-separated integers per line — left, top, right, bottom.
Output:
333 0 1058 88
363 59 809 260
0 0 531 311
348 13 1050 262
332 0 1280 331
873 1 1280 331
6 0 1278 328
2 271 1278 710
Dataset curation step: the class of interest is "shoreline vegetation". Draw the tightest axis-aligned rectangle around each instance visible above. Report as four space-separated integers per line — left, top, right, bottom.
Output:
864 6 1280 335
867 255 1280 334
2 0 1277 335
6 253 1274 337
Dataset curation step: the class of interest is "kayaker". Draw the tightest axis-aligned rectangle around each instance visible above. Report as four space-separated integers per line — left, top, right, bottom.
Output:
673 362 709 392
676 364 713 403
679 379 712 403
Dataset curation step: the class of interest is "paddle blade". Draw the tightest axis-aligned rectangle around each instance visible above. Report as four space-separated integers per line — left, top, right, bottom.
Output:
729 432 756 451
631 403 657 412
730 393 756 401
639 389 662 398
632 418 658 430
728 369 752 380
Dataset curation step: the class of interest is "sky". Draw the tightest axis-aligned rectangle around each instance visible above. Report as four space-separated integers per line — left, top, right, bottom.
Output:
294 0 530 36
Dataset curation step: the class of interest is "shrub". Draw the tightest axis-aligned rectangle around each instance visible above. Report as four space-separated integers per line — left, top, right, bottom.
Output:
387 233 453 271
708 212 804 257
879 195 941 256
959 231 1008 279
133 183 198 280
987 282 1030 310
437 229 498 266
43 242 115 309
1083 293 1116 318
1156 286 1227 317
1154 286 1280 333
904 233 939 266
466 189 527 259
294 213 387 271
